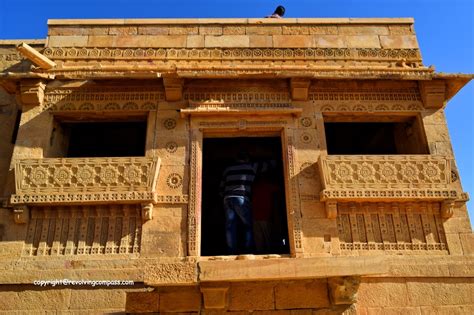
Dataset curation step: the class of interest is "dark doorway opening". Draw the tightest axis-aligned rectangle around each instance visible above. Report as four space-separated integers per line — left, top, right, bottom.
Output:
201 137 290 256
55 121 147 158
324 119 429 155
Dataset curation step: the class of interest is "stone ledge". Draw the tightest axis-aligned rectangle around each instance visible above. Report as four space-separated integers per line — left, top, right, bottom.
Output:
0 256 472 284
47 18 415 26
0 39 45 46
198 256 388 282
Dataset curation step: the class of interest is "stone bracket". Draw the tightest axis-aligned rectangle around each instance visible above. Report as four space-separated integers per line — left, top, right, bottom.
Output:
200 286 229 309
419 80 446 109
141 203 154 221
163 77 184 101
328 276 361 305
326 201 338 219
19 79 46 107
290 78 311 101
13 205 29 224
441 200 455 219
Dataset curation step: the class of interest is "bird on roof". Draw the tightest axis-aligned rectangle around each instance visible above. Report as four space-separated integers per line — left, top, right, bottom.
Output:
266 5 285 18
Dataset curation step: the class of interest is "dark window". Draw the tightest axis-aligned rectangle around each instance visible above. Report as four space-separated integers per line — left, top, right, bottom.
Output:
324 118 429 155
201 137 290 256
10 110 21 144
60 121 146 157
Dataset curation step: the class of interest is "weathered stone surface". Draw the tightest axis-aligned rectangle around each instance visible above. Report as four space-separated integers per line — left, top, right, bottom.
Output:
357 278 409 307
275 280 330 309
69 289 126 310
47 35 88 47
160 287 201 312
125 291 160 313
345 35 381 48
249 35 273 47
380 35 419 49
144 261 197 285
229 282 275 310
273 35 313 48
313 35 346 48
204 35 249 48
0 17 473 314
406 278 474 306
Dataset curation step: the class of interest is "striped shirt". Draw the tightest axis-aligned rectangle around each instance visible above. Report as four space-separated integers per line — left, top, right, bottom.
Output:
220 162 268 199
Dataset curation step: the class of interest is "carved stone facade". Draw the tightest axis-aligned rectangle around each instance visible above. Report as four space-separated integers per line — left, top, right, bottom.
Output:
0 18 472 313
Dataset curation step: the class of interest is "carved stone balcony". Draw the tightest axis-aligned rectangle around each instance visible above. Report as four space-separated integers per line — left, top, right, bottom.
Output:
318 155 461 218
11 157 161 206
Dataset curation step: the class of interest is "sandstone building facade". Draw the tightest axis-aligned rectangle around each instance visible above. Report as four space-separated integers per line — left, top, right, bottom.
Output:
0 18 473 314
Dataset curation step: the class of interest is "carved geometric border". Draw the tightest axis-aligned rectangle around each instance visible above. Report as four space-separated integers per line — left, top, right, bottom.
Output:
44 47 422 62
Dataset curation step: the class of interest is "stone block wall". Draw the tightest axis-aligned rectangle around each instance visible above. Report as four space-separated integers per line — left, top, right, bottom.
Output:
46 18 417 50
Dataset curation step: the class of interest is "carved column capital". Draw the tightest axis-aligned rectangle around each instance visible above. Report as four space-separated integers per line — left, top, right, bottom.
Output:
19 79 46 107
328 276 361 305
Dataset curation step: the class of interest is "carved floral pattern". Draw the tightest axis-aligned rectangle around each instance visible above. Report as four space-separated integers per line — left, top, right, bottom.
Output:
357 162 376 181
321 155 450 189
123 166 143 185
76 166 95 185
164 118 177 130
53 167 71 185
400 164 419 182
334 163 353 182
12 157 160 205
30 168 48 186
380 163 397 181
166 142 178 153
100 166 118 184
166 173 183 189
43 47 422 62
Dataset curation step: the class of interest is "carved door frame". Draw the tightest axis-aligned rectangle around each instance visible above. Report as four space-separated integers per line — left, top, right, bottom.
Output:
187 118 303 258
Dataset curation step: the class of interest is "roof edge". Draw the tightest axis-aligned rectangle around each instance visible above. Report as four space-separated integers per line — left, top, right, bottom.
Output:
47 17 415 26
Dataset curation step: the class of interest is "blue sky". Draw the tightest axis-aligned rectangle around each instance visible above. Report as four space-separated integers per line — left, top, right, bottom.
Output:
1 0 473 225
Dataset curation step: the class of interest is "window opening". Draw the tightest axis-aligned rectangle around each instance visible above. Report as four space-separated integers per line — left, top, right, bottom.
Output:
324 118 428 155
51 121 147 157
201 137 290 256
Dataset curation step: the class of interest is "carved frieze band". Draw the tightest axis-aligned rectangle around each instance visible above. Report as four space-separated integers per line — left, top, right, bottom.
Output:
12 157 160 205
320 155 451 189
44 47 422 62
23 205 142 256
185 89 290 103
337 202 447 252
43 87 164 111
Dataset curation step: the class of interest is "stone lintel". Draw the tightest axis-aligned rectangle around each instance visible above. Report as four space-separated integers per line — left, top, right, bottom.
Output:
198 256 388 282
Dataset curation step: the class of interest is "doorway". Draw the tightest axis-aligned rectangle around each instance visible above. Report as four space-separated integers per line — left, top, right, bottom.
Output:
201 136 290 256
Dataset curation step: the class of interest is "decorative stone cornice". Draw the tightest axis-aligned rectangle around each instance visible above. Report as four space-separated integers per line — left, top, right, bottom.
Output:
43 47 422 62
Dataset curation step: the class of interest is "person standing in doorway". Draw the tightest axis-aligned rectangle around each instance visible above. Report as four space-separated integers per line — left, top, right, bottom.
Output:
219 151 272 255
